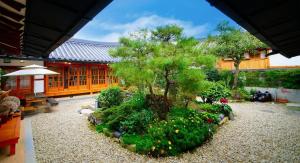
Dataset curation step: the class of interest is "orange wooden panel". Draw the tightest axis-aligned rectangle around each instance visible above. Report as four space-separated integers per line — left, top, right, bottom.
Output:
0 116 21 141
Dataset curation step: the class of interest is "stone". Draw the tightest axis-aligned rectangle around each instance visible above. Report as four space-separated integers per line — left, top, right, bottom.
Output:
80 109 94 116
113 131 121 138
229 112 234 120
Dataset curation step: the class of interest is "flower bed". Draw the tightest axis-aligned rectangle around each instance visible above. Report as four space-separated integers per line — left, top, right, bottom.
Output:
89 87 232 157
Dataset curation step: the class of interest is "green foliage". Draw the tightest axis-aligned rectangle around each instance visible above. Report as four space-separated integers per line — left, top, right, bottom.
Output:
198 112 220 124
99 92 146 130
199 82 231 103
232 87 251 101
120 109 154 134
111 25 216 108
117 108 216 156
220 69 300 89
209 21 267 88
198 103 232 117
121 134 154 154
97 87 123 109
204 68 220 81
147 114 213 156
92 108 103 119
95 123 109 133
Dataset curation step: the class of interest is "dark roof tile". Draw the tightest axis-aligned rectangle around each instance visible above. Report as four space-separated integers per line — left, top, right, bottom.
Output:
49 38 119 63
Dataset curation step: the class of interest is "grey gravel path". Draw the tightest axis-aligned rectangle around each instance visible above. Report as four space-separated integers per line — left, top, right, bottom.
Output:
30 99 300 163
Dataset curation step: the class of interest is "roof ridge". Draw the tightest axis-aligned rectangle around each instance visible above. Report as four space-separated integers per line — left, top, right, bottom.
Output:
68 38 119 46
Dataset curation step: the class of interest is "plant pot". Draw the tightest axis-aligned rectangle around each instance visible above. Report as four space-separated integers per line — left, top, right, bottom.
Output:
276 98 288 103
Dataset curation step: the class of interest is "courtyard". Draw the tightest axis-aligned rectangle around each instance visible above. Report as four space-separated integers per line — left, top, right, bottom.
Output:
27 96 300 162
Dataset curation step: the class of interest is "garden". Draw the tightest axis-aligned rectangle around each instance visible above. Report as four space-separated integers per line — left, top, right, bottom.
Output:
86 23 266 157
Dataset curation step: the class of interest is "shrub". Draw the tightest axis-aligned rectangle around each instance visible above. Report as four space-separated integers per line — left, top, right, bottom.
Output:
198 112 220 124
204 68 220 81
199 82 231 104
95 123 109 133
232 87 251 101
211 104 232 116
100 92 146 130
121 134 154 154
97 87 123 109
147 116 214 156
198 103 232 117
220 69 300 89
120 109 154 134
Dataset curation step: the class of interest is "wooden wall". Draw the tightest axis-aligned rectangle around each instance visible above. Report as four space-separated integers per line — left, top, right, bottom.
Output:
45 62 118 97
217 55 270 70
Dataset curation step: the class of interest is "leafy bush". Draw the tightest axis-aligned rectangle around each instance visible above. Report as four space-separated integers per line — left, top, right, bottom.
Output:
204 68 220 81
199 82 231 103
120 109 154 134
147 115 214 156
96 123 109 133
198 103 232 117
97 87 123 109
100 92 146 130
231 87 251 101
220 69 300 89
121 134 154 154
198 112 220 124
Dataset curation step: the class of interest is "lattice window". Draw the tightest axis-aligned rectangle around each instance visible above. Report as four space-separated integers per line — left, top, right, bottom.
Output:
5 77 17 89
79 67 87 85
48 67 63 88
69 67 78 86
91 67 99 85
99 68 105 84
19 76 31 89
91 66 106 85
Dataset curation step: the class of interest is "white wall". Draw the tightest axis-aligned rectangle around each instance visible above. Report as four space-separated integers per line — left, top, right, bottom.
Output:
269 54 300 66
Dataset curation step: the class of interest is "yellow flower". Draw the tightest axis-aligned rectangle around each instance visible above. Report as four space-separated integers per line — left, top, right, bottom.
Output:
169 146 172 150
168 141 172 145
158 140 161 143
152 146 156 151
175 129 179 133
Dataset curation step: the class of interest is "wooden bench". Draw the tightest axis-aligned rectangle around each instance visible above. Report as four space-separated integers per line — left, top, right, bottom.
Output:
0 114 21 155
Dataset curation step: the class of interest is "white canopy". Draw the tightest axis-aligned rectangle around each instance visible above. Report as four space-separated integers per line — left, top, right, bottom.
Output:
3 64 59 76
21 64 46 69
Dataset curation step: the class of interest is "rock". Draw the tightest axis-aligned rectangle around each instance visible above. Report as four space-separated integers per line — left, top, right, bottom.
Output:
219 114 225 120
88 114 102 125
127 144 136 153
113 131 121 138
81 109 94 116
229 112 234 120
88 114 95 124
219 117 229 125
95 119 102 125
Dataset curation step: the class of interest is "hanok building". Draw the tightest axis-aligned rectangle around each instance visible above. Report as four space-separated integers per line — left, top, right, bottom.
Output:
0 39 119 99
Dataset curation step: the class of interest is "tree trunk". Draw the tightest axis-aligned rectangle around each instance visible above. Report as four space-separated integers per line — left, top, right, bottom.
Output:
233 61 240 89
148 84 154 96
163 68 170 100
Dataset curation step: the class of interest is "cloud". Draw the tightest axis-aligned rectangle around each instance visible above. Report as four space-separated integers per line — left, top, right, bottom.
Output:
74 15 208 42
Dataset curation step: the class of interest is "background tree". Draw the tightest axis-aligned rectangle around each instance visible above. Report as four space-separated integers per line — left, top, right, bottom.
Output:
211 21 267 89
111 25 216 118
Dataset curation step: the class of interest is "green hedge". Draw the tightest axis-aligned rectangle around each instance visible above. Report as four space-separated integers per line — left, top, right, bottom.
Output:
219 69 300 89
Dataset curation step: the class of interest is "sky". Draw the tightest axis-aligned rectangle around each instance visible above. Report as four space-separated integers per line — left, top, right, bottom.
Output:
74 0 239 42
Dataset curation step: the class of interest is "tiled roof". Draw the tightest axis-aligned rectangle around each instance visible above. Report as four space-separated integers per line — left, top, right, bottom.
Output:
49 38 119 63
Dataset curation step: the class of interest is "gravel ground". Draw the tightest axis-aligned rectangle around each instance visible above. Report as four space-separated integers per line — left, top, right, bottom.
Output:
30 98 300 163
